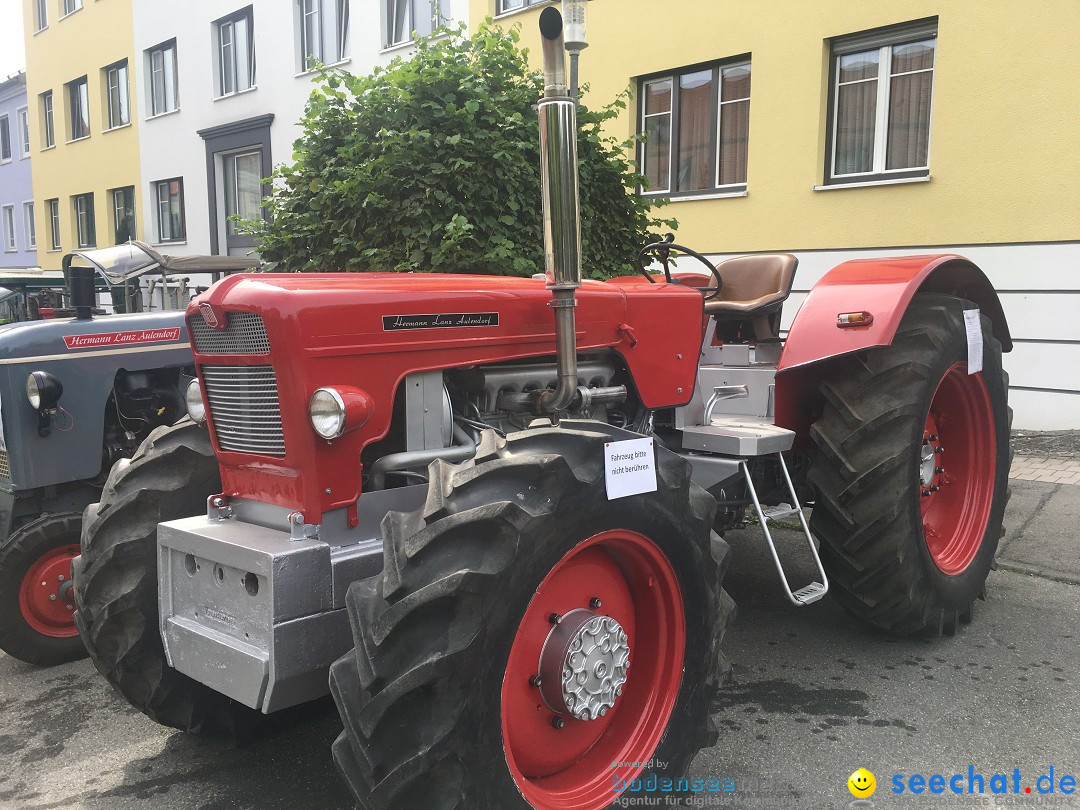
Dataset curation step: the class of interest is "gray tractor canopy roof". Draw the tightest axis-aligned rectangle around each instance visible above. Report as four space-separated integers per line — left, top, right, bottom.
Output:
66 241 261 284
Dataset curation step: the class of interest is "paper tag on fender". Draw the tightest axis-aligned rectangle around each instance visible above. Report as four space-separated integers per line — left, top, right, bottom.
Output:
963 310 983 375
604 437 657 500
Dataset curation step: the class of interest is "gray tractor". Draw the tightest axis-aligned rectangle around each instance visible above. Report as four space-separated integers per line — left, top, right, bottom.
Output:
0 242 256 666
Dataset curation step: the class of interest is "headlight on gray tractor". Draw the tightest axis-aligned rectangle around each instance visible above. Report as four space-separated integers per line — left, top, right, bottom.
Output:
26 371 63 410
309 387 347 439
185 380 207 425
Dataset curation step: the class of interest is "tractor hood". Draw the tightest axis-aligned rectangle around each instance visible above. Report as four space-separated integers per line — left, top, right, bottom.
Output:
0 310 189 364
187 272 705 521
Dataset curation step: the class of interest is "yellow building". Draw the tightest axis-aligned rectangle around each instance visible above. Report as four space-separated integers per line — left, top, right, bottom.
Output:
22 0 142 271
477 0 1080 428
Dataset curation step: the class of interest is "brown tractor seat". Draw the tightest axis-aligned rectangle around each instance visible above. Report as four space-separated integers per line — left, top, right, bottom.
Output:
703 253 798 340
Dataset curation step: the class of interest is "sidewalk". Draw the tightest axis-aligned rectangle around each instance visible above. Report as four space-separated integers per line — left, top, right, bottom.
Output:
1010 455 1080 486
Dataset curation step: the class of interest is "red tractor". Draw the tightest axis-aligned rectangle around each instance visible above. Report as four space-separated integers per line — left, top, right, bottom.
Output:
72 9 1010 808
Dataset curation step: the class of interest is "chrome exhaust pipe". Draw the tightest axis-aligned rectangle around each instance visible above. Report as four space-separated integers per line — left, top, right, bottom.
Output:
537 7 582 415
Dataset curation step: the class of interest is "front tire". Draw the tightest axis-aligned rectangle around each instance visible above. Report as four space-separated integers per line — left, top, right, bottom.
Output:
0 513 86 666
330 424 735 809
72 420 265 738
809 294 1011 635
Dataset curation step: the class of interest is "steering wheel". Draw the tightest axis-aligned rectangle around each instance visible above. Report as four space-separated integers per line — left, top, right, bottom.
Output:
636 233 723 300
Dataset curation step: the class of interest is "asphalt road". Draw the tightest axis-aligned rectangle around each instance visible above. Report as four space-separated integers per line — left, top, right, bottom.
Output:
1 478 1077 809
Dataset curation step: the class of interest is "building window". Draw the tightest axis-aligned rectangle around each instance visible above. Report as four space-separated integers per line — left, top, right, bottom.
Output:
17 108 30 157
73 193 96 248
1 207 15 252
496 0 546 14
828 19 937 182
24 202 36 249
67 76 90 140
41 91 54 148
155 178 186 242
216 8 256 96
0 115 10 162
148 40 178 116
298 0 349 70
62 0 82 16
223 151 263 235
35 0 47 29
47 199 61 250
386 0 445 48
639 59 751 196
104 60 130 129
112 187 136 243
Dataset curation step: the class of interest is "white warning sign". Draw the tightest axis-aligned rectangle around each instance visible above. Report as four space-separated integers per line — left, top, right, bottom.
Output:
604 437 658 500
963 309 983 375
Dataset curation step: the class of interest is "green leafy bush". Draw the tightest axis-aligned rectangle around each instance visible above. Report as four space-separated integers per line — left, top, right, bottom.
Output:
248 23 673 277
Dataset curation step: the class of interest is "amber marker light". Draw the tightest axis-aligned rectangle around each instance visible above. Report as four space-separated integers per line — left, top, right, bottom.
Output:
837 311 875 328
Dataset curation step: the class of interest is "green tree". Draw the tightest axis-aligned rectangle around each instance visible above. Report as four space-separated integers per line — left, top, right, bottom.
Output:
249 23 673 277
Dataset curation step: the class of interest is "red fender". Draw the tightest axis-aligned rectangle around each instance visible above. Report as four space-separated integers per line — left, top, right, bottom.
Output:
777 254 1011 372
775 254 1012 444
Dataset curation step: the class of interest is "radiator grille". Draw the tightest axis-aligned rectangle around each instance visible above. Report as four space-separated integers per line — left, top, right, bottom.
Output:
188 312 270 355
202 365 286 456
0 450 9 480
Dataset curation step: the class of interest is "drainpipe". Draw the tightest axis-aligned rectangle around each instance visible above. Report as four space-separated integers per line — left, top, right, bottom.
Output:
537 8 582 416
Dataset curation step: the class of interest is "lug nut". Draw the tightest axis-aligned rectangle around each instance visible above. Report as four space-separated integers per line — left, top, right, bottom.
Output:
921 489 932 497
935 467 945 474
935 446 945 454
930 485 940 492
551 717 565 729
549 613 561 625
49 594 57 601
927 434 939 442
589 597 602 610
529 675 542 687
58 574 65 581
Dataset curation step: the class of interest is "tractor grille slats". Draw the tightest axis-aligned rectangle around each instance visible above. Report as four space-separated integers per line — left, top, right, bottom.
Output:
0 450 9 480
188 312 270 355
202 365 285 457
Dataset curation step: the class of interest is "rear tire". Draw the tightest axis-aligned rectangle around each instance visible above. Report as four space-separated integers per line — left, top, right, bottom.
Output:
0 513 86 666
72 420 265 738
330 424 735 809
809 294 1010 635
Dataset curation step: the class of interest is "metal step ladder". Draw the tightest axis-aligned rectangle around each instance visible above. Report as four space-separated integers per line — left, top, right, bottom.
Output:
740 453 829 607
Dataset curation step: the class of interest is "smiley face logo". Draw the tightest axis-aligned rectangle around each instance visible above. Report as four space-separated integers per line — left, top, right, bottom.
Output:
847 768 876 798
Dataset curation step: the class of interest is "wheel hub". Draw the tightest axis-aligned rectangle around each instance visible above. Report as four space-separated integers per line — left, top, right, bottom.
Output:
538 608 630 721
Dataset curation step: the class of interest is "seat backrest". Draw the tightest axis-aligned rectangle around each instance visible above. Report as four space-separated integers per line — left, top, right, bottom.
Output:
714 254 798 307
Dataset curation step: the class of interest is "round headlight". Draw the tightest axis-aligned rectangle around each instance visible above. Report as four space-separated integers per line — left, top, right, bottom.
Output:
185 379 206 424
309 388 346 439
26 371 63 410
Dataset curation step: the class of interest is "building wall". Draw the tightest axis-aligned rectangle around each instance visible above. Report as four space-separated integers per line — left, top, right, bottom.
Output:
132 0 468 265
0 73 37 269
21 0 143 271
475 0 1080 428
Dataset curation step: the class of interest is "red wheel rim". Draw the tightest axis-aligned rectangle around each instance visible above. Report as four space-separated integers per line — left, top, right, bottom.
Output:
501 529 685 809
919 363 996 575
18 544 80 637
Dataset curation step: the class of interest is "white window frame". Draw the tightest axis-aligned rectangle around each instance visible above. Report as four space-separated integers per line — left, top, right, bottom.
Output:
1 206 15 252
17 108 30 158
638 59 752 198
298 0 349 70
41 91 55 148
36 0 47 30
61 0 82 18
828 20 937 183
385 0 444 48
67 76 90 141
148 41 179 117
24 202 36 249
0 115 10 162
74 193 95 248
104 61 130 130
216 8 256 97
47 198 61 250
155 178 186 243
496 0 547 15
112 187 136 244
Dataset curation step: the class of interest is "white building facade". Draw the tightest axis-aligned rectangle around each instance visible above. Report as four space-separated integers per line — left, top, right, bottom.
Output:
132 0 464 270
